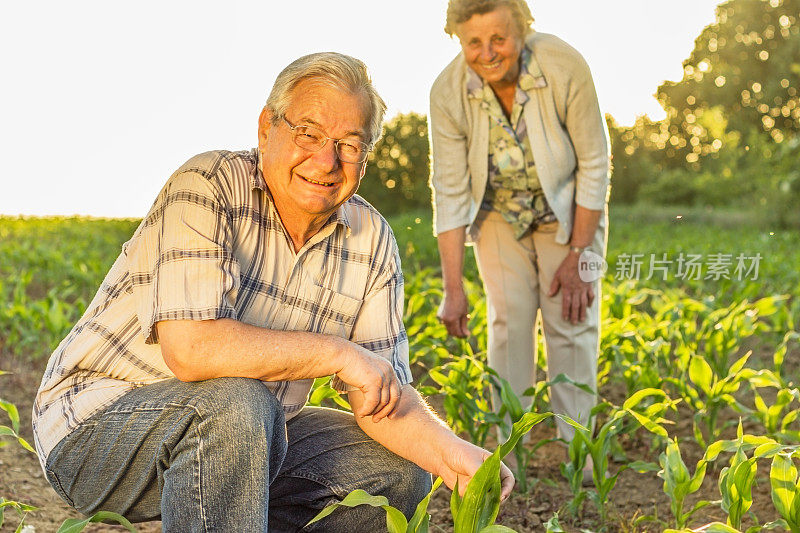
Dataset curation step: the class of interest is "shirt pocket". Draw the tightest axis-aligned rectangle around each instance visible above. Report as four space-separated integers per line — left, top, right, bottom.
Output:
305 285 363 339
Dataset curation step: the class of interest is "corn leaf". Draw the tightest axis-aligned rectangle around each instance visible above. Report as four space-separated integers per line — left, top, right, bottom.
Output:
56 511 136 533
770 454 797 523
407 477 443 533
306 489 393 527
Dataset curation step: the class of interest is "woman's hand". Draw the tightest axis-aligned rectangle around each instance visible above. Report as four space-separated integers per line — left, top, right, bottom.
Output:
438 286 470 338
548 250 595 324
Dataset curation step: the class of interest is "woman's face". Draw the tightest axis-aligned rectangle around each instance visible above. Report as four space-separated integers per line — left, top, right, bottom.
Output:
456 6 524 88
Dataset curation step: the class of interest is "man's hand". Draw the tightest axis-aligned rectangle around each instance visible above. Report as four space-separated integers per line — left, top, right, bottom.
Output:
438 286 470 338
336 344 402 423
548 251 595 324
437 437 515 501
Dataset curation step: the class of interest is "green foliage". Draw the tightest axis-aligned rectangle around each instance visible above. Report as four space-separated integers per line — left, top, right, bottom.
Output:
0 216 139 359
451 412 555 533
421 356 501 447
0 394 36 453
658 437 711 529
607 0 800 224
56 511 136 533
770 453 800 532
307 477 444 533
0 497 37 531
307 376 351 410
562 390 677 524
359 112 430 216
657 0 800 150
3 205 800 531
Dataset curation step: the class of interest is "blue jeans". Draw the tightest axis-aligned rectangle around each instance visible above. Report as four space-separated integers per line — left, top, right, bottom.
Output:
44 378 432 532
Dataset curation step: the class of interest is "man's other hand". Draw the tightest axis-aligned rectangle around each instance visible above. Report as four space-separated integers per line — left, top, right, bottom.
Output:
337 345 402 423
437 437 515 501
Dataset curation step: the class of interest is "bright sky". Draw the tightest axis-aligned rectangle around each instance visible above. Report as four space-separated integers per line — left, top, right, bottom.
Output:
1 0 724 217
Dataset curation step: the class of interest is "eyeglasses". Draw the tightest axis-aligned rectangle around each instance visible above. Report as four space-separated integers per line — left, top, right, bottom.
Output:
281 116 371 164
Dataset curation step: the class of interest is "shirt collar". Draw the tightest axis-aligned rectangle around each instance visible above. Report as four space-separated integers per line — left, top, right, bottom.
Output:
250 147 352 235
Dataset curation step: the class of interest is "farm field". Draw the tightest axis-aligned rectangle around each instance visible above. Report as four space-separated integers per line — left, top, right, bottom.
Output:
1 205 799 532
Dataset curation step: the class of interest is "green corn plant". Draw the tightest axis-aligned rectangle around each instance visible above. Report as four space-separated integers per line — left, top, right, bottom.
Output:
307 413 561 533
664 522 782 532
307 376 351 410
560 425 590 517
767 331 800 389
55 512 136 533
543 512 565 532
0 497 37 532
307 477 444 533
749 373 800 443
583 389 676 525
420 356 502 447
561 388 676 522
1 374 35 454
490 374 574 493
658 437 710 529
695 298 773 379
769 452 800 532
717 447 757 530
666 352 755 448
450 411 563 533
703 421 790 532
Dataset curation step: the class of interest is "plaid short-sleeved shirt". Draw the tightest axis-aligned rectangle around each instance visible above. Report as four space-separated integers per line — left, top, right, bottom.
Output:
32 148 412 466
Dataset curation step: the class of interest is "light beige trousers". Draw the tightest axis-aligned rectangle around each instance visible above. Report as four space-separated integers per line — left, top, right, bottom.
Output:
472 210 602 442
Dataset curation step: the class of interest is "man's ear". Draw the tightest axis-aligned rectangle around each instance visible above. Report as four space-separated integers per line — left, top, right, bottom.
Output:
258 107 272 145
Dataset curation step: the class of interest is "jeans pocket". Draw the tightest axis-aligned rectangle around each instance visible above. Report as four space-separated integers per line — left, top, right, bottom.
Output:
45 467 75 507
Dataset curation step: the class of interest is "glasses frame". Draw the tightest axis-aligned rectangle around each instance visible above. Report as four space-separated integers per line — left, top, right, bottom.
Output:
281 116 372 164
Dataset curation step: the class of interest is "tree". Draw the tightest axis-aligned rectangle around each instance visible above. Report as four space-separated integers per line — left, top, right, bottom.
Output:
657 0 800 165
358 112 431 215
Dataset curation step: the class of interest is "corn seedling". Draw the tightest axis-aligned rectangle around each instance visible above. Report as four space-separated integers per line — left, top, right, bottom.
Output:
420 356 502 447
307 376 351 410
491 374 572 493
658 437 710 529
703 421 796 532
307 477 444 533
0 383 36 454
580 389 676 525
308 413 559 533
666 352 754 448
451 411 563 532
769 452 800 532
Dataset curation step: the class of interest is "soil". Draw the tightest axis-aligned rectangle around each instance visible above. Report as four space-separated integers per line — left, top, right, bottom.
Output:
0 354 786 533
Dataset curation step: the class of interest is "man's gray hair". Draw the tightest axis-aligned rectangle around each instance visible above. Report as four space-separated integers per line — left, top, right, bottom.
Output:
266 52 387 145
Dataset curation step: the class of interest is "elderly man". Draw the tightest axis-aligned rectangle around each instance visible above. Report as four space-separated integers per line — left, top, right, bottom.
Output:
33 52 513 532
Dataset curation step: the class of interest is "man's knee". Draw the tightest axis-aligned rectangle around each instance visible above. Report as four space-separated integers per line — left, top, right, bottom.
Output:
380 457 432 518
183 377 285 446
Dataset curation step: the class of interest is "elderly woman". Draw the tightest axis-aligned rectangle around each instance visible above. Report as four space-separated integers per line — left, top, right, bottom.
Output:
429 0 610 463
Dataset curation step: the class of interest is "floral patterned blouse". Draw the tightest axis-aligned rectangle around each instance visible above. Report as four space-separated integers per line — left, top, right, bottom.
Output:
467 46 557 239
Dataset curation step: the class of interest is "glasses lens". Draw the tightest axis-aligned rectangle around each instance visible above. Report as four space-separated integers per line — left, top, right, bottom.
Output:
292 125 325 151
336 140 369 163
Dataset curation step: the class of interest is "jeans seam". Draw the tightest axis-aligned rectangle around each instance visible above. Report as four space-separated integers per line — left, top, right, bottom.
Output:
182 402 209 533
98 401 211 531
45 467 75 507
286 468 401 500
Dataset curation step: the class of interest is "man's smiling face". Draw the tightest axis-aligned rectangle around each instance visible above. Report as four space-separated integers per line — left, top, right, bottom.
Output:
258 79 370 230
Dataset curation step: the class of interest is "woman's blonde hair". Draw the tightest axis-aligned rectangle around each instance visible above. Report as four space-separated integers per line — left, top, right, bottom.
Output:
444 0 534 37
